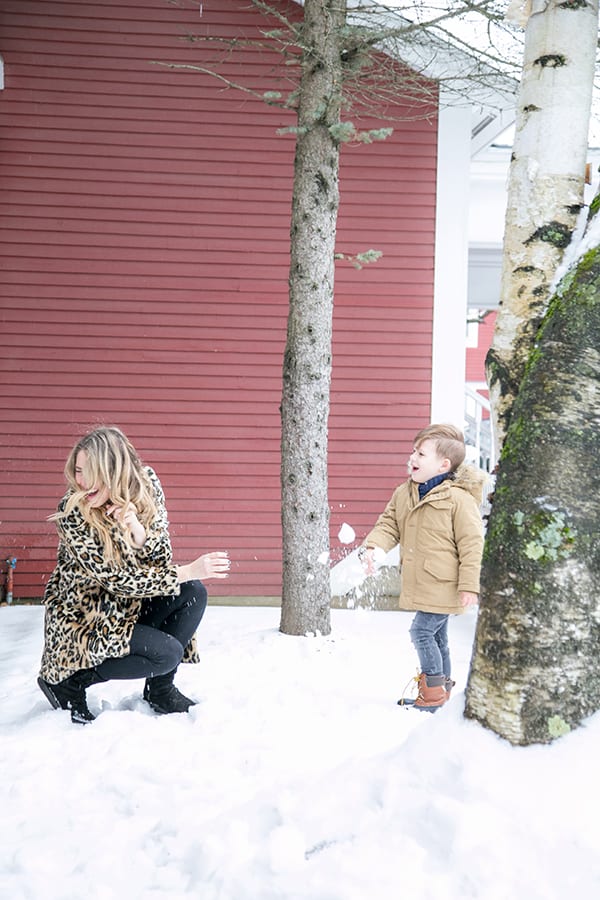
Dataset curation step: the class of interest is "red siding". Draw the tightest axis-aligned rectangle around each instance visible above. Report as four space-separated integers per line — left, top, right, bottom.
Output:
466 311 496 382
0 0 438 600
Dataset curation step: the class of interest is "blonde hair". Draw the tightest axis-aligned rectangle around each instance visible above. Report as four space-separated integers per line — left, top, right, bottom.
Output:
52 426 158 563
413 423 466 472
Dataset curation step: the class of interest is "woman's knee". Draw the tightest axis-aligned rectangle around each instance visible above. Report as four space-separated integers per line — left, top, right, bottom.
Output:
158 634 185 673
180 579 207 614
131 625 184 672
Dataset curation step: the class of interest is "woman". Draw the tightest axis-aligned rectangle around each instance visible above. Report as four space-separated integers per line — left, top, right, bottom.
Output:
38 426 230 724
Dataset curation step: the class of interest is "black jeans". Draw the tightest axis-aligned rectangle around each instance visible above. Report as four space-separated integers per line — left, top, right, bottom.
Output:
95 580 207 680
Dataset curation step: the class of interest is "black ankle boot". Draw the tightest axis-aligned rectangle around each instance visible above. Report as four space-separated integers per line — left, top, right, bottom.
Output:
38 668 103 724
143 669 196 715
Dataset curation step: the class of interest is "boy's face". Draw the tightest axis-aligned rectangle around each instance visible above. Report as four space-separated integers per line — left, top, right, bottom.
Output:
408 438 451 484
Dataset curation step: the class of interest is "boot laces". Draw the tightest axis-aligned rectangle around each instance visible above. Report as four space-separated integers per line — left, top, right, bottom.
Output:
398 670 421 707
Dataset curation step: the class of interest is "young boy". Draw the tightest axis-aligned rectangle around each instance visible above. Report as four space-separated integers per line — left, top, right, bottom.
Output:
360 424 486 710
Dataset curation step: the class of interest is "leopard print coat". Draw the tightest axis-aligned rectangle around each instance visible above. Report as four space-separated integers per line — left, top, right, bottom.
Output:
39 467 200 684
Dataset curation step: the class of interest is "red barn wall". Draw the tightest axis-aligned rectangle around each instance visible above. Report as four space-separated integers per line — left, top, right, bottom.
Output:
0 0 438 601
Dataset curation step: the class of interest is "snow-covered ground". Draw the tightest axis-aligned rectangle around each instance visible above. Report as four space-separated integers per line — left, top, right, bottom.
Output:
2 602 599 900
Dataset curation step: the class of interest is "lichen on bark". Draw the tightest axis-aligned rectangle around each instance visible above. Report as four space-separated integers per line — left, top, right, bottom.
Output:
486 0 598 451
466 245 600 744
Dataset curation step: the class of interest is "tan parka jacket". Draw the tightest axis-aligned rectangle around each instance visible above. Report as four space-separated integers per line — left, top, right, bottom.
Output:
364 464 486 615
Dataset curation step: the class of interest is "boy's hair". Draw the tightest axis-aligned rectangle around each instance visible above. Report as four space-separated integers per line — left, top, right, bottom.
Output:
413 423 466 473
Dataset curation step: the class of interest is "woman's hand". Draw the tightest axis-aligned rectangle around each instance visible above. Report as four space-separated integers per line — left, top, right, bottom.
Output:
106 502 147 547
177 551 230 583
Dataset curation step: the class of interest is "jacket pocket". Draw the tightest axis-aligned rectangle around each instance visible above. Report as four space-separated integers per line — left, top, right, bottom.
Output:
422 555 458 583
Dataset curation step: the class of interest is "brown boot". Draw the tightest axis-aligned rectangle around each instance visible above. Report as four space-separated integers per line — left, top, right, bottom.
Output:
413 673 448 711
445 676 456 698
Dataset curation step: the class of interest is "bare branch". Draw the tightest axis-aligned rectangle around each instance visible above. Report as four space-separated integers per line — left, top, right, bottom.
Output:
158 0 521 127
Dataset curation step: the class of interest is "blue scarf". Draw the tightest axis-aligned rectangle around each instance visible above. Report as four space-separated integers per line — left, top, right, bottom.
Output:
418 471 452 500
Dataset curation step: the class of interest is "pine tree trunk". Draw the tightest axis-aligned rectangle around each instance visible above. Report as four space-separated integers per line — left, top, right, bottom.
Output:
486 0 598 451
465 241 600 744
280 0 346 636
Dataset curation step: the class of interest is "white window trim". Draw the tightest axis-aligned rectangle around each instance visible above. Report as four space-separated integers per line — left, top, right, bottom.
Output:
430 104 471 428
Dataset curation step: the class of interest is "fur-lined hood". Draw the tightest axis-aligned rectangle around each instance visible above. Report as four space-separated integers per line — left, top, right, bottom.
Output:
451 463 490 506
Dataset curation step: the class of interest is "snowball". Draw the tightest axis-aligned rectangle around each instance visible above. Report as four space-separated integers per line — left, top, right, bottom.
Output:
337 523 356 544
372 546 387 567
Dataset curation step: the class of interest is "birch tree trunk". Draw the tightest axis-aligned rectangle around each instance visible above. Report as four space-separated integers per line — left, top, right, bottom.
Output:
486 0 598 452
466 222 600 744
280 0 346 636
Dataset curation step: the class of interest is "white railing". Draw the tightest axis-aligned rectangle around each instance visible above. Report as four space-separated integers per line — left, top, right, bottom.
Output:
465 381 495 472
